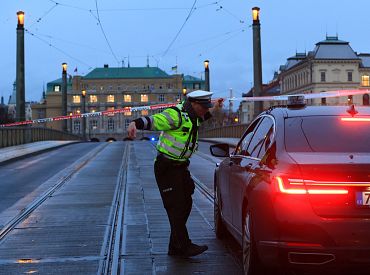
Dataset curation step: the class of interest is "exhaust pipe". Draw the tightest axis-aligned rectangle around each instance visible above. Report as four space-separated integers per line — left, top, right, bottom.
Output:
288 252 335 265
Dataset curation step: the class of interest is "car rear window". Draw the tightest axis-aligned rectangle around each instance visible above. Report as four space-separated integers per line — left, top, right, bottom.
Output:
285 116 370 152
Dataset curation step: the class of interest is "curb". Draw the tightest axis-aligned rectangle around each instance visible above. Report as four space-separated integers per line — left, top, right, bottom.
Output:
0 141 81 166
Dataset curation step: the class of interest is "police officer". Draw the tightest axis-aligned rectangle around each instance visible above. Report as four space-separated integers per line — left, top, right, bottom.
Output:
127 90 223 257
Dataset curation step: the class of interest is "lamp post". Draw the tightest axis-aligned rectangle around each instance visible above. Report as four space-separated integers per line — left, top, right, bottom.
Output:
252 7 263 117
16 11 25 122
182 87 187 101
62 63 68 132
204 60 210 91
81 90 87 141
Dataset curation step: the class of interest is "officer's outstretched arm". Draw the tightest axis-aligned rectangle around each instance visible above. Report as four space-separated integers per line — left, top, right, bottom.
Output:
130 108 181 133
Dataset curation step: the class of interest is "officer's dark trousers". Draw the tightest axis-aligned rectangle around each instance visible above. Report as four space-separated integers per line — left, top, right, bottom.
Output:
154 155 195 251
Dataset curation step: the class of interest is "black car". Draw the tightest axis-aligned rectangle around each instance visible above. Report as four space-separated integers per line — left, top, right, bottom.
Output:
210 102 370 274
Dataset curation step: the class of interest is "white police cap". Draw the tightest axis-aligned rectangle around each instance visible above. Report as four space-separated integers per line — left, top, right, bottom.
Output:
187 90 213 108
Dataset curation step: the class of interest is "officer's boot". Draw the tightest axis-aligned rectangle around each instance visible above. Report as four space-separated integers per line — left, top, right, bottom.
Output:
181 243 208 257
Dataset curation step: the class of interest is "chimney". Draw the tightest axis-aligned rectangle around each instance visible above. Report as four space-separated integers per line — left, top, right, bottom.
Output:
104 64 109 68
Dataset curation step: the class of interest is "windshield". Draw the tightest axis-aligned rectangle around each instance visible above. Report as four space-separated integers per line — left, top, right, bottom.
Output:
285 116 370 152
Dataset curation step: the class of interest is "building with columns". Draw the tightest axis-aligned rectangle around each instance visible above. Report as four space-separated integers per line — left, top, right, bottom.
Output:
239 35 370 124
32 65 204 141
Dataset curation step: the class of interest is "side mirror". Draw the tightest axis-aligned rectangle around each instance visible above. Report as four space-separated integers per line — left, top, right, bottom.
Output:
210 143 230 157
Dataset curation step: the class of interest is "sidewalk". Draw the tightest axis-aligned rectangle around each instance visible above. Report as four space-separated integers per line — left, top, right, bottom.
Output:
122 142 242 274
0 141 79 164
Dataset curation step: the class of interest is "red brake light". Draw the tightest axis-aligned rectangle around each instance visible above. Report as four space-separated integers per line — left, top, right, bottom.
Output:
341 117 370 122
275 176 348 195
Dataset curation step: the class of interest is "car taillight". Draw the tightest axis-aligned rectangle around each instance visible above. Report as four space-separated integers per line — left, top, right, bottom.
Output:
275 176 348 195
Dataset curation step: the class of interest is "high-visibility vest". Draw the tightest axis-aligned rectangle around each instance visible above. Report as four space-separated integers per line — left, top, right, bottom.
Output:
154 102 200 161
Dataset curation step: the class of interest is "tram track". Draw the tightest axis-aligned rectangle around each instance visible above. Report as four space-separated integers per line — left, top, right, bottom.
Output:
98 142 130 275
0 142 109 245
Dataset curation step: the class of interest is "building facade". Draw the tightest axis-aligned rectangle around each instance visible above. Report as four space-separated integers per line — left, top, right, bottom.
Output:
32 65 204 141
239 36 370 124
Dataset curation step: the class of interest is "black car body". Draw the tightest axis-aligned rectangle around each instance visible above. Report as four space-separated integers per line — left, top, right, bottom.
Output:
211 104 370 274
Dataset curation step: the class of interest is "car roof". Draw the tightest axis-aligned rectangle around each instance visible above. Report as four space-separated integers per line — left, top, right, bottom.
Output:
267 105 370 118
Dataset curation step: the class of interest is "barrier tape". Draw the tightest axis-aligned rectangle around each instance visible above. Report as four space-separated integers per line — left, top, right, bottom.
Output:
1 89 368 128
0 102 178 128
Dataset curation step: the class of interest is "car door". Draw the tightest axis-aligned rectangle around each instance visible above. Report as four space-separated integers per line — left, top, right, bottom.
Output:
230 116 275 234
227 118 262 234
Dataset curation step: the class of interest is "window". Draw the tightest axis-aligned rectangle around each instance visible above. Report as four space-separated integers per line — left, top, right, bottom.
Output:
363 94 370 106
53 85 61 92
320 71 326 82
235 119 261 156
246 117 274 158
75 108 81 114
108 118 114 131
361 75 369 86
193 83 200 89
141 94 148 102
347 71 353 82
159 94 165 102
107 95 115 103
73 95 81 103
107 106 115 116
73 120 80 132
285 117 370 153
90 95 98 103
321 98 327 105
89 120 98 130
141 110 148 116
124 94 132 102
124 111 132 116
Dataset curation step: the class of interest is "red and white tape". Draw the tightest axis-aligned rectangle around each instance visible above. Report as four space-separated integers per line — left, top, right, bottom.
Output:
0 102 178 128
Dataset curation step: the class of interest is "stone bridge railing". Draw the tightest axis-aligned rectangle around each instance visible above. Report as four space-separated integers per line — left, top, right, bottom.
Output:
199 124 248 138
0 127 81 148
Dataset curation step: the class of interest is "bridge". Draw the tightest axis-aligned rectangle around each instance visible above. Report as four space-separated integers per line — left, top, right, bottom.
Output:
0 127 366 275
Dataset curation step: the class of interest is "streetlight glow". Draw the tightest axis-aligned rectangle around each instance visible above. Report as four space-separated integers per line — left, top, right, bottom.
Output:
17 11 24 27
81 90 86 97
204 60 209 70
252 7 260 22
62 63 67 73
182 88 187 95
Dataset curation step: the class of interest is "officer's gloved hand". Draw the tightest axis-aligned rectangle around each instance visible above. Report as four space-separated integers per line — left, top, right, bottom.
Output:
127 122 137 139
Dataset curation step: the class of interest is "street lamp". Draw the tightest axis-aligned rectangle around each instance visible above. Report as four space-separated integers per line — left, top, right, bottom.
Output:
182 87 187 100
62 62 68 132
204 60 210 91
81 90 87 141
16 11 25 122
252 7 263 117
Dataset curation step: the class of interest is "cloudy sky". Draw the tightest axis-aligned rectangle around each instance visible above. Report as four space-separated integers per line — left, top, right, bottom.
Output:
1 0 370 104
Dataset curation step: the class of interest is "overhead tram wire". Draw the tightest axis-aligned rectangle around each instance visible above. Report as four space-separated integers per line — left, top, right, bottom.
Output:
161 0 198 59
93 0 120 65
25 29 93 69
29 2 59 29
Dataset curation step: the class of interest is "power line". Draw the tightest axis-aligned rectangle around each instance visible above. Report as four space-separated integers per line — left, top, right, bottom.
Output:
25 29 93 69
161 0 198 59
93 0 120 64
29 2 59 28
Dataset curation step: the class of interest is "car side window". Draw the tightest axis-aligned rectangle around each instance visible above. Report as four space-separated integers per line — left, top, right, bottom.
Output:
234 119 261 156
257 124 274 159
246 117 274 158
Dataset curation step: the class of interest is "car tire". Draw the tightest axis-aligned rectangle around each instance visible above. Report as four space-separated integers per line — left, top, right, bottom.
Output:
214 185 226 239
242 211 262 275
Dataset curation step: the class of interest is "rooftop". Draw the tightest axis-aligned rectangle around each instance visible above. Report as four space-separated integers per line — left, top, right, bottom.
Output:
83 66 171 79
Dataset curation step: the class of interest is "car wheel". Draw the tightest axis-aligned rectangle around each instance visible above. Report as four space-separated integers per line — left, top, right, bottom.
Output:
214 185 226 239
242 211 261 275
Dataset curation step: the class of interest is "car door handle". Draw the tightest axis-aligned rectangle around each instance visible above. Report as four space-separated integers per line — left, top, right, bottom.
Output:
245 163 252 171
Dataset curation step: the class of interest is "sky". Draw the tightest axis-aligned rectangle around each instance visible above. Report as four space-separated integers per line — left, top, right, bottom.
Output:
1 0 370 105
